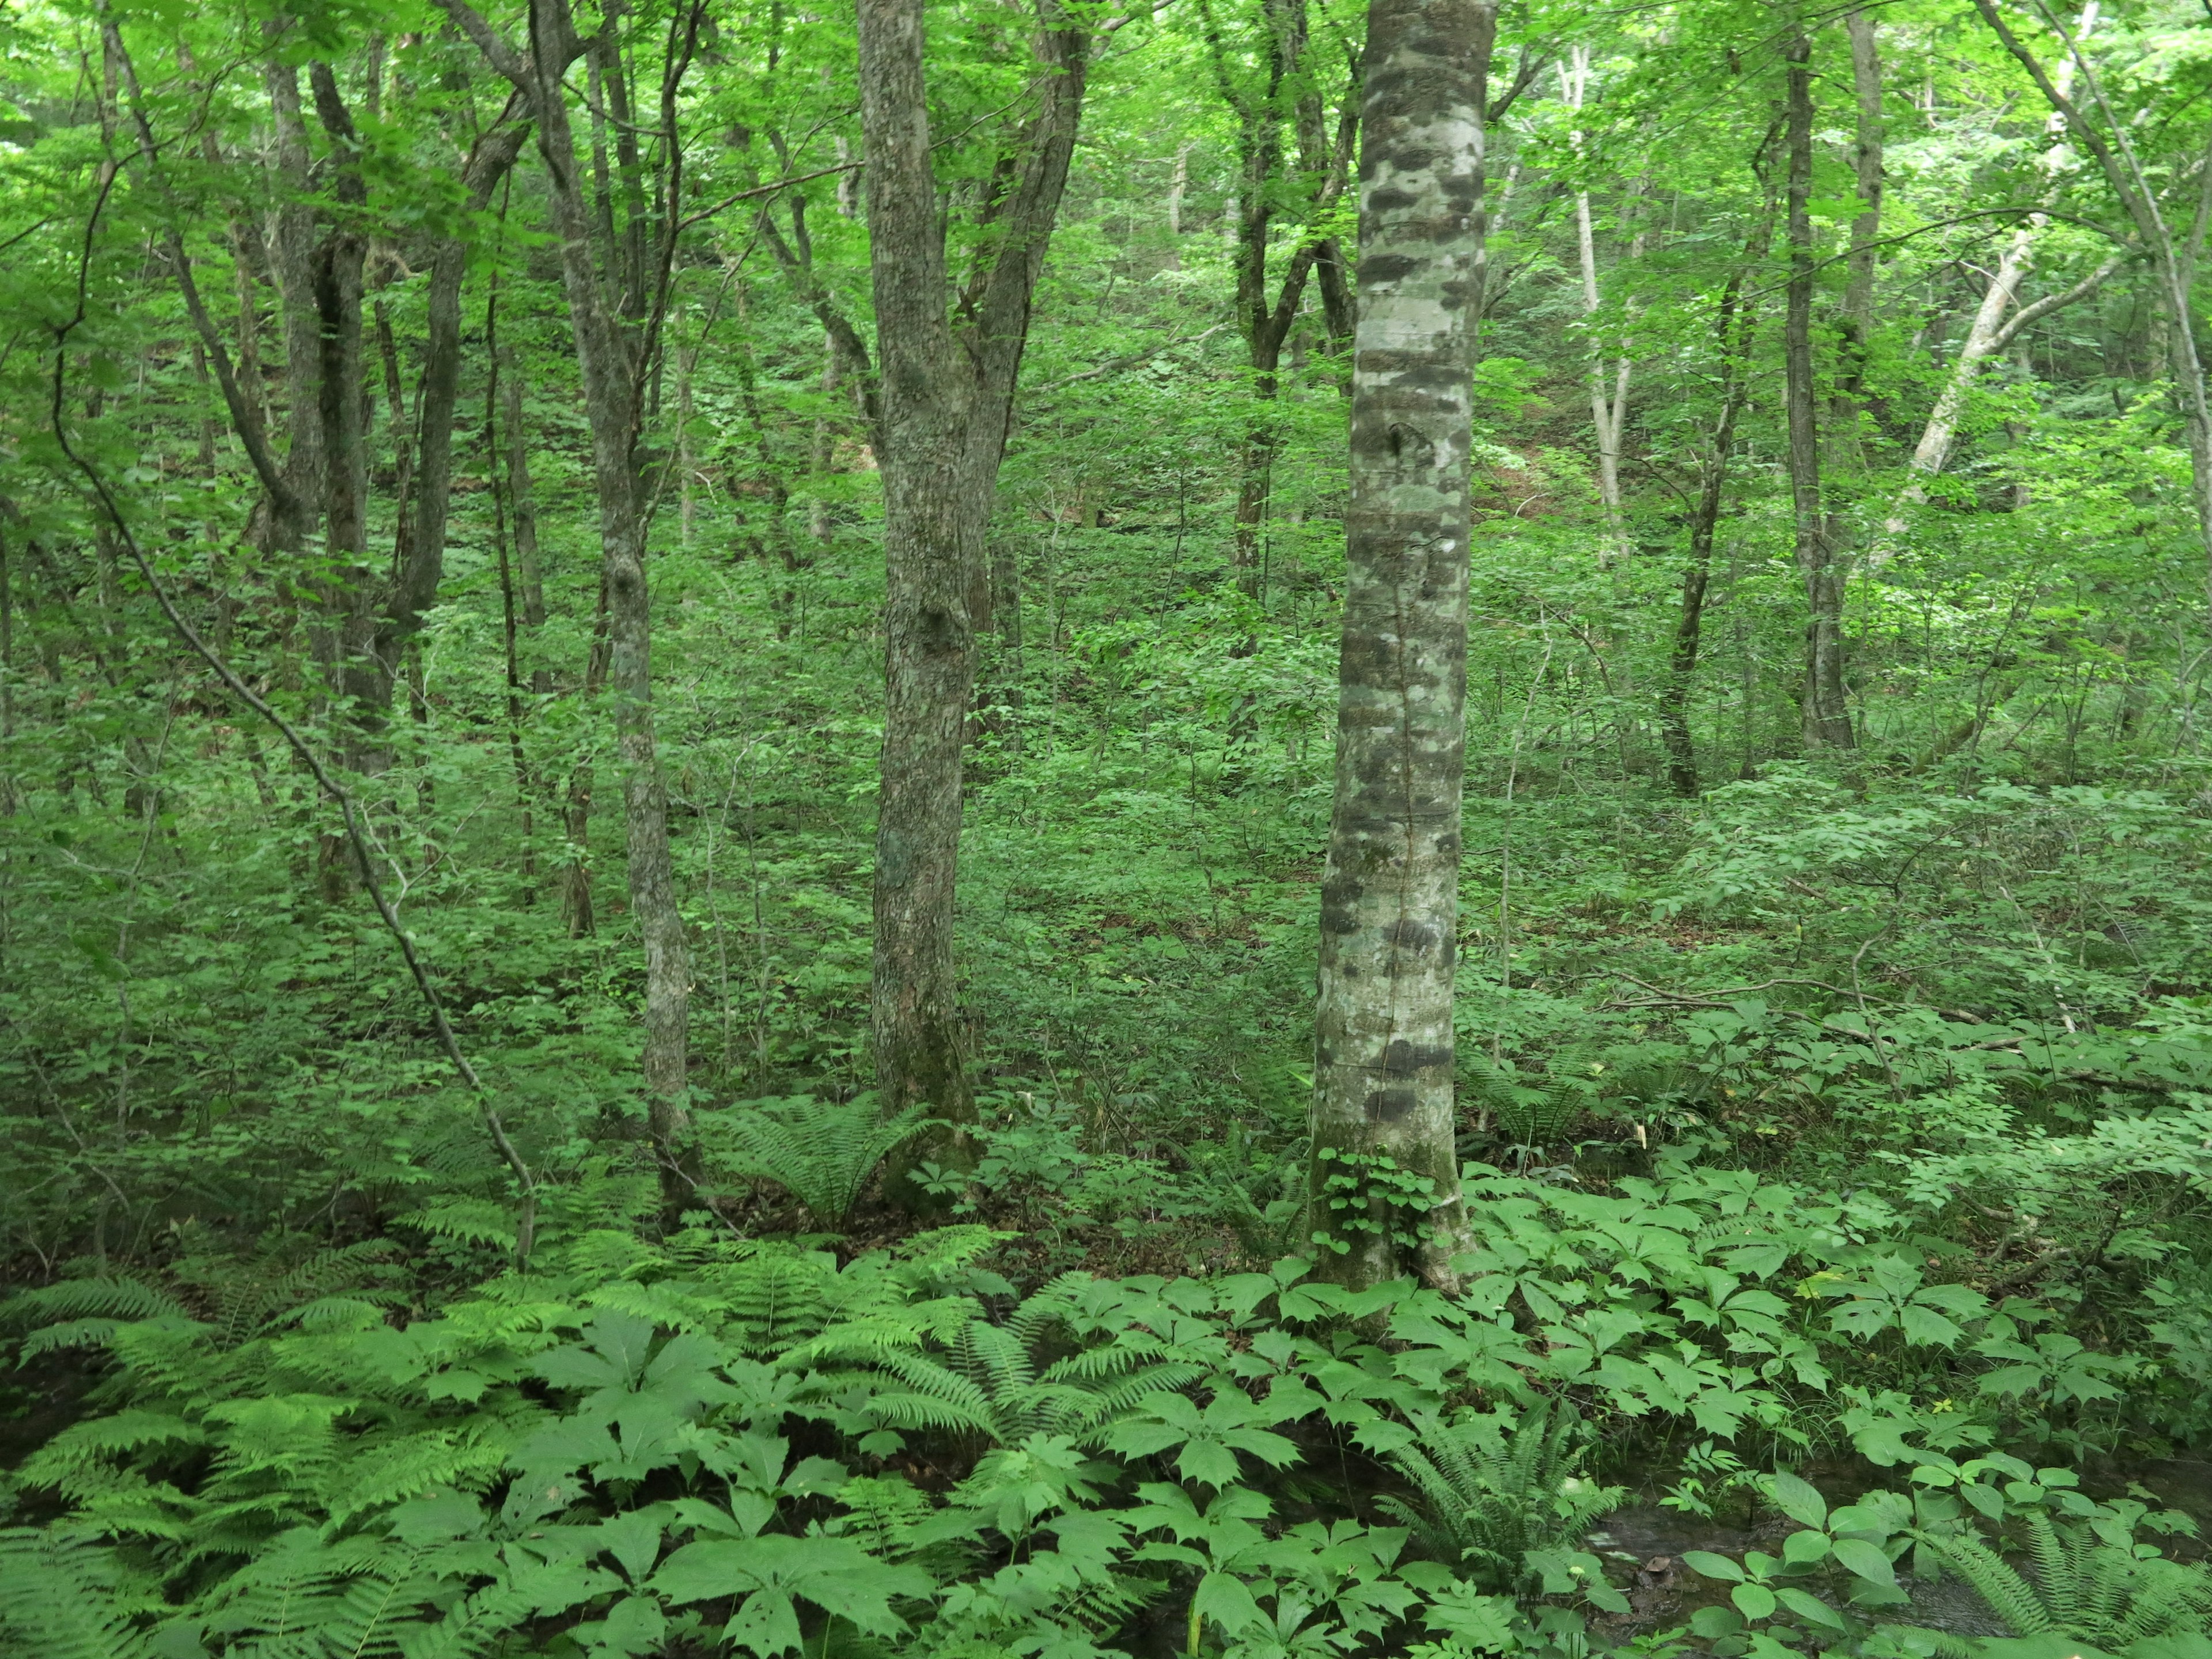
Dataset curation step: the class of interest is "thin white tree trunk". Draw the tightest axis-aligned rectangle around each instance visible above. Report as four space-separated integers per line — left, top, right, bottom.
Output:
1883 2 2099 562
1559 46 1632 560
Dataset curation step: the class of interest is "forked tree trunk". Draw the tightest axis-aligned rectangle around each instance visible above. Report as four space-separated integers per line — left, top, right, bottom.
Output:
1309 0 1491 1291
444 0 698 1199
1782 26 1854 750
857 0 1088 1161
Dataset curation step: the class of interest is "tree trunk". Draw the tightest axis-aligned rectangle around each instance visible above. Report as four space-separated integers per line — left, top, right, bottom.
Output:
1661 194 1773 798
1973 0 2212 621
857 0 1088 1154
442 0 699 1198
264 54 322 556
1558 46 1633 559
1309 0 1490 1292
497 344 552 694
1883 7 2105 557
1782 26 1854 751
372 114 529 706
306 63 377 773
1841 9 1885 346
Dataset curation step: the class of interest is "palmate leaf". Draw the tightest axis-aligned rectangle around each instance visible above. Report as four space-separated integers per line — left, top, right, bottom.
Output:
651 1533 933 1657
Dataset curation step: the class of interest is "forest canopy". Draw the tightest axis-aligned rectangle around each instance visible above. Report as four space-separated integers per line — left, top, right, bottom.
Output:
6 0 2212 1656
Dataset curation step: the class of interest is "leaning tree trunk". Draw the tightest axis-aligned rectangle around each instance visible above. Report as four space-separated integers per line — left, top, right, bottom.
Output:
1308 0 1491 1291
1782 25 1854 751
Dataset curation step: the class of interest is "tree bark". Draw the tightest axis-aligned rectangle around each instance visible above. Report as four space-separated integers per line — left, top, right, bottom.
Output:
857 0 1089 1153
1309 0 1490 1291
1782 25 1854 751
497 345 552 694
1889 5 2105 537
1202 0 1357 585
1558 46 1633 560
443 0 700 1198
1841 10 1885 345
371 112 531 709
1662 183 1774 798
264 53 323 556
306 61 377 774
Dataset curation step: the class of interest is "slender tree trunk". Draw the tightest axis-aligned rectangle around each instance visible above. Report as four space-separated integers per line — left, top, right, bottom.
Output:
441 0 699 1195
1558 46 1633 560
497 344 551 694
1973 0 2212 620
1842 10 1885 346
1883 9 2107 555
1782 26 1854 750
857 0 1088 1155
307 63 377 774
487 310 537 906
1662 198 1772 797
373 115 529 707
264 54 322 556
1309 0 1490 1292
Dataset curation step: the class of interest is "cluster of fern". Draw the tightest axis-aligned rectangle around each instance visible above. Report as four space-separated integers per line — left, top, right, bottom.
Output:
5 1153 2208 1659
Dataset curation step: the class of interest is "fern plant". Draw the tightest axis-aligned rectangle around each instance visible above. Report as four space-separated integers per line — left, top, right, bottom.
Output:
0 1530 157 1659
798 1274 1204 1450
1910 1506 2212 1656
1380 1401 1624 1592
702 1094 938 1227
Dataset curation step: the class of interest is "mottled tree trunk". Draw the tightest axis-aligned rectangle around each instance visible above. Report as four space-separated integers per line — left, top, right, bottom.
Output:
857 0 1087 1157
1309 0 1490 1291
860 0 981 1138
1782 27 1854 751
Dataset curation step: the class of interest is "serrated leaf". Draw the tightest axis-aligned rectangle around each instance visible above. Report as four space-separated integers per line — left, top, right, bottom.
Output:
1899 1304 1964 1348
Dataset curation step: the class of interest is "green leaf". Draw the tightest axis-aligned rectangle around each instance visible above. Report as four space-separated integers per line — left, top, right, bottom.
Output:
725 1589 803 1658
1774 1588 1846 1632
1899 1305 1965 1348
1683 1550 1745 1582
1192 1570 1264 1636
1732 1583 1778 1621
1768 1470 1827 1529
1422 1582 1518 1651
1830 1536 1897 1589
1176 1438 1243 1488
1690 1605 1747 1639
1781 1529 1831 1567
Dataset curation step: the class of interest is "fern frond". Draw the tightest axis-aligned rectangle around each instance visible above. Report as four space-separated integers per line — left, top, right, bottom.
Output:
3 1275 187 1331
704 1096 939 1227
0 1529 156 1659
1925 1532 2056 1635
